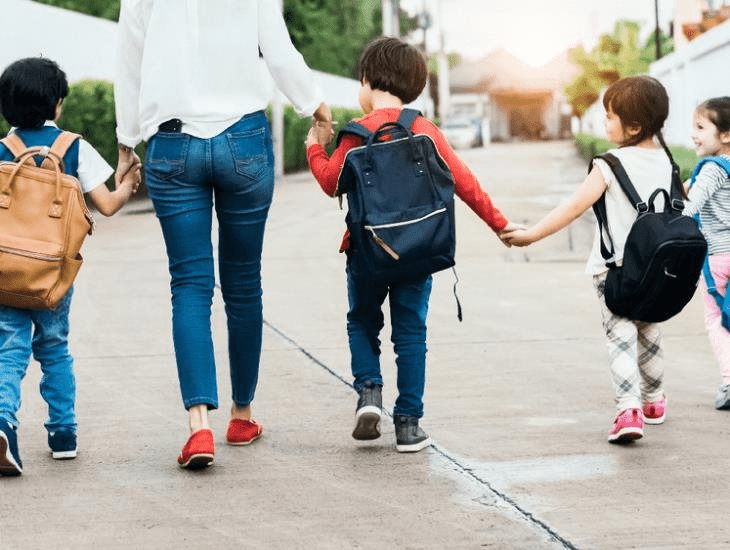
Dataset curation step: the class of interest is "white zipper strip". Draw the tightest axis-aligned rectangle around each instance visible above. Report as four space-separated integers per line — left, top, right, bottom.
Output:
364 207 446 231
0 245 62 262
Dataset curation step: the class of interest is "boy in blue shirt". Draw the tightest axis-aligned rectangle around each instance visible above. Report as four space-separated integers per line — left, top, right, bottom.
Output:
0 57 140 476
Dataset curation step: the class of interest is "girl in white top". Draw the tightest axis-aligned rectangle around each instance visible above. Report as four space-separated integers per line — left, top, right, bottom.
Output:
502 76 676 444
683 97 730 410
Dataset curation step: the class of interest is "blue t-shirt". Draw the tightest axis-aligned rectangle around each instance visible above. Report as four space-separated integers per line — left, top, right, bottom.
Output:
0 125 80 177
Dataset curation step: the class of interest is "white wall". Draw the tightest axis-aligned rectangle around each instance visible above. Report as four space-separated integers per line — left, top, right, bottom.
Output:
2 0 117 82
651 20 730 147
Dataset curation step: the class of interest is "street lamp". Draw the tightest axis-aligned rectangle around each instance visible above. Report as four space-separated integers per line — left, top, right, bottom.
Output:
654 0 662 60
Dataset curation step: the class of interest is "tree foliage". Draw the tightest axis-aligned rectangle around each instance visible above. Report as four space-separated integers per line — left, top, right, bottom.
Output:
32 0 119 20
284 0 417 79
565 21 674 117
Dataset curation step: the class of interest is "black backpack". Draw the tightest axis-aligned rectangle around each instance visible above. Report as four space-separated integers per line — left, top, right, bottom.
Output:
335 109 456 284
591 153 707 323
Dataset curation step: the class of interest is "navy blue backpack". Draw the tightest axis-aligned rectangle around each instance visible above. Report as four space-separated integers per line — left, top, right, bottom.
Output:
690 157 730 330
335 109 457 286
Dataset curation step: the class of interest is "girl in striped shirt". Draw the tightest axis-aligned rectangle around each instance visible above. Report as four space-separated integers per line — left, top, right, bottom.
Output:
684 97 730 409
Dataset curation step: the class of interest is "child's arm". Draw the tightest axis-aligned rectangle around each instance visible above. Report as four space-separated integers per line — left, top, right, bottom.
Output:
501 167 607 247
427 122 510 233
86 164 140 217
306 126 361 197
683 163 727 216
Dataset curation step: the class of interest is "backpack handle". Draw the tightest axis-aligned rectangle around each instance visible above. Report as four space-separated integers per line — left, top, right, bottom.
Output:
364 121 424 173
647 187 671 213
0 147 65 218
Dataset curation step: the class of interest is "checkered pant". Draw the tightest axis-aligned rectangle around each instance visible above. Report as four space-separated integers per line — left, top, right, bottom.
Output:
593 273 664 410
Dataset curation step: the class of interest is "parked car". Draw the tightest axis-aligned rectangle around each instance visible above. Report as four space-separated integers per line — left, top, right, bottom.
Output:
441 118 482 149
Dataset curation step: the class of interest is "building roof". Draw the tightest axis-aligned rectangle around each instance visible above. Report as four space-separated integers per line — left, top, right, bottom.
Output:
449 49 579 95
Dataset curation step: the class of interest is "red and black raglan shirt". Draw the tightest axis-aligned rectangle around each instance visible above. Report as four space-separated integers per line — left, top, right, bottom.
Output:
306 108 509 251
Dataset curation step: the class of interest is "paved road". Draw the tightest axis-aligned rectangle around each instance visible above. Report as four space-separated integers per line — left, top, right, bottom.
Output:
1 141 727 549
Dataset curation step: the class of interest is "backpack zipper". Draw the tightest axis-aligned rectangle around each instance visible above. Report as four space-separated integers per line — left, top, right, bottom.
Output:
364 207 447 260
0 245 62 262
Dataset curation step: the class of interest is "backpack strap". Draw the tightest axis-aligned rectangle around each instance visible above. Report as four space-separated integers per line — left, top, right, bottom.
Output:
397 108 422 130
597 153 646 211
336 121 372 147
0 133 28 159
46 131 81 171
689 156 730 309
590 153 645 264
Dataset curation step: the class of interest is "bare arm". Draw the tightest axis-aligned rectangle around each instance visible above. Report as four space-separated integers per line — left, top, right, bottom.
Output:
501 167 607 247
86 164 140 217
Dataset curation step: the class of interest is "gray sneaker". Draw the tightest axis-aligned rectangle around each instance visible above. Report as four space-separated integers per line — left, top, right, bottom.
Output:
715 384 730 410
394 415 431 453
352 381 382 440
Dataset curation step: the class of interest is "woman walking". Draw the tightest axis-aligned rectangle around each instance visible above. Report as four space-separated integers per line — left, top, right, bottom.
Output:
114 0 331 469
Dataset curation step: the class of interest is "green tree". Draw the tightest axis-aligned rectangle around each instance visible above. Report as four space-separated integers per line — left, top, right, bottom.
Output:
284 0 378 78
565 20 668 117
32 0 119 20
284 0 417 78
640 30 674 66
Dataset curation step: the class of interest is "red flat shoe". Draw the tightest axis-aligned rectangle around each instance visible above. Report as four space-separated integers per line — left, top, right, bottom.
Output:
226 419 263 446
177 429 215 469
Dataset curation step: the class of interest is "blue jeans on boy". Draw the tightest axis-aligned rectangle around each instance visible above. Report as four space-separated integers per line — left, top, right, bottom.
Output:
144 112 274 410
0 289 76 432
346 262 432 418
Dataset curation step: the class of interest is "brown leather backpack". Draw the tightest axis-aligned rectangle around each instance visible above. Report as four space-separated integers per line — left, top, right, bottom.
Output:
0 131 94 310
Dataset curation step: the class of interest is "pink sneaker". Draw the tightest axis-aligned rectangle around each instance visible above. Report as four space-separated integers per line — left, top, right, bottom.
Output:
642 395 666 425
607 408 644 443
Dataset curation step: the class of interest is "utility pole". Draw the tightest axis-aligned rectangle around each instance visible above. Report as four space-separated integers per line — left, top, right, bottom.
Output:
382 0 400 36
273 0 285 177
654 0 663 60
436 0 450 123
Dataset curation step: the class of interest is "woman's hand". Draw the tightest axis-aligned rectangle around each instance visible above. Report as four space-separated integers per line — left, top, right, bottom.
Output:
115 144 141 188
306 122 335 148
313 102 332 123
119 162 142 194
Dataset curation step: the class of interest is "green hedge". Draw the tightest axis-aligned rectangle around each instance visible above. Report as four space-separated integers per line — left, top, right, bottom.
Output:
574 133 699 181
0 79 363 183
279 105 363 172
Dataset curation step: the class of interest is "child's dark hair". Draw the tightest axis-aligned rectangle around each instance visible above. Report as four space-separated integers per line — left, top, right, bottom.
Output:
603 76 675 165
358 37 427 104
0 57 69 129
697 97 730 133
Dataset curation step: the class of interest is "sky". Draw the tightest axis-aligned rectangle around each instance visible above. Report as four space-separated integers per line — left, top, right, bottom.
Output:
401 0 678 66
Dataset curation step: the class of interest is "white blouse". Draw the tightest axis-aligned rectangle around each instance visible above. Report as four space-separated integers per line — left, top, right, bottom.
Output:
114 0 323 146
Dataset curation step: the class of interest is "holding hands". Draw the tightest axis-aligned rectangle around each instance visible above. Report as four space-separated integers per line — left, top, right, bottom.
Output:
306 101 335 148
116 144 142 194
500 224 536 247
498 222 529 247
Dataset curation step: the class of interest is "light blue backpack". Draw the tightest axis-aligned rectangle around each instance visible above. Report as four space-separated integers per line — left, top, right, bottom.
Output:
690 157 730 330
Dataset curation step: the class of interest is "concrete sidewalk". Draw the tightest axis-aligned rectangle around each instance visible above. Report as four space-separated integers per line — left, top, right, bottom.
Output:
1 141 728 549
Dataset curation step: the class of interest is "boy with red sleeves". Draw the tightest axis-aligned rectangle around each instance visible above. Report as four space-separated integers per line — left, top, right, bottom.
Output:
306 37 515 453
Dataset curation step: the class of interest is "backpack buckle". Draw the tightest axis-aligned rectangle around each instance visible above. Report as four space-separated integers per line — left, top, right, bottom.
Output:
637 202 649 213
671 199 684 211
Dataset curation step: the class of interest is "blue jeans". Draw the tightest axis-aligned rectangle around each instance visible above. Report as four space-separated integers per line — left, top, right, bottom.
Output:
145 112 274 410
0 289 75 432
346 262 432 418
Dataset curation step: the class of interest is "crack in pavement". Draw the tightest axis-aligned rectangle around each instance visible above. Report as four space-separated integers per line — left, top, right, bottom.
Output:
262 318 579 550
